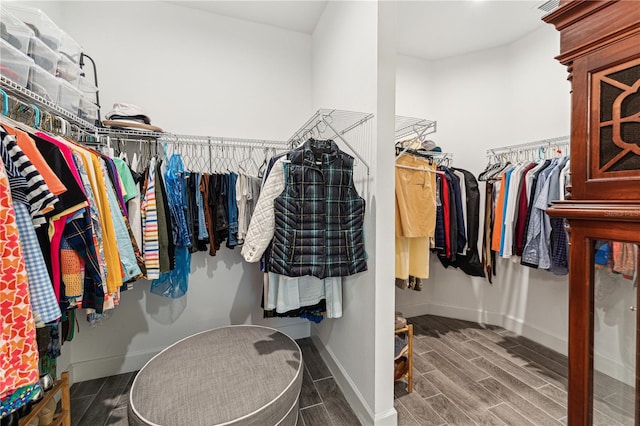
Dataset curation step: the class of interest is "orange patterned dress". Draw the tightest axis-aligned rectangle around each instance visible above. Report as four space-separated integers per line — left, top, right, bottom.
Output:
0 158 39 399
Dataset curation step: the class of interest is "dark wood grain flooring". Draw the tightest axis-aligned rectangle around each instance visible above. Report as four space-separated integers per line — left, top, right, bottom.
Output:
395 314 635 426
69 337 361 426
69 315 635 426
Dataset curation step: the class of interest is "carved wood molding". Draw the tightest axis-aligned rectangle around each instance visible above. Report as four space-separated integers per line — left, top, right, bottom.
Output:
544 0 640 65
547 201 640 221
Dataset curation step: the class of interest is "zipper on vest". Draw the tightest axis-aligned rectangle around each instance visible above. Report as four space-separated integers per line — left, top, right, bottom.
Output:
344 230 351 262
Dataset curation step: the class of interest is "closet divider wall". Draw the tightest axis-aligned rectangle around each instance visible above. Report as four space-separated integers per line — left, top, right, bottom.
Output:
2 2 399 423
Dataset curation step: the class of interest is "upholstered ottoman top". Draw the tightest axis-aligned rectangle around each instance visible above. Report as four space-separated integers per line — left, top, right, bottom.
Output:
128 325 303 426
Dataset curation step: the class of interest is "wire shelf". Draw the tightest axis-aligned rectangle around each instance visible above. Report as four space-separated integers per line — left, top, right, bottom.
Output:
1 75 97 131
486 135 570 156
395 115 437 141
288 109 374 176
288 109 374 145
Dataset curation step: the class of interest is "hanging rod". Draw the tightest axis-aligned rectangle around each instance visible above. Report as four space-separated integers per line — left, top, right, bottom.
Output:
486 135 570 156
160 134 289 149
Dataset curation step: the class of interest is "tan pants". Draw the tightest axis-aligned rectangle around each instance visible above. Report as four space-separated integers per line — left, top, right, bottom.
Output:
395 155 436 238
395 236 430 279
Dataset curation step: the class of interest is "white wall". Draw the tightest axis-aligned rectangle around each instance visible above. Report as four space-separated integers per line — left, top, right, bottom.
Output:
310 2 397 425
395 25 573 355
16 0 315 383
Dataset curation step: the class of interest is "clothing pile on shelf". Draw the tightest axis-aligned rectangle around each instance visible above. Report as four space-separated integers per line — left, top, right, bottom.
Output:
241 138 368 323
594 241 638 285
479 154 571 282
103 103 163 133
394 142 483 291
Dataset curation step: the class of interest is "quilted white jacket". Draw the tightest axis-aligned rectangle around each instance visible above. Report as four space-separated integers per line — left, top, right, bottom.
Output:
241 157 286 262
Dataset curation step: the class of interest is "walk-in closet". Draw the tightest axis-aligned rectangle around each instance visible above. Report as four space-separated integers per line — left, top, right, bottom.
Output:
1 1 638 426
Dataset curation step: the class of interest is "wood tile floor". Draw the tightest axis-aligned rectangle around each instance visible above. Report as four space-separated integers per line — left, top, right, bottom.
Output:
69 337 360 426
68 315 635 426
395 314 634 426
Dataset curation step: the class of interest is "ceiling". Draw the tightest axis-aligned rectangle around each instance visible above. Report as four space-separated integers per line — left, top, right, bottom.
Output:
168 1 328 34
397 1 546 60
168 1 548 61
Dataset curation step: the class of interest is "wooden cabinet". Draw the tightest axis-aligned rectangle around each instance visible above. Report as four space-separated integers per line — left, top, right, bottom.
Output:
18 371 70 426
544 1 640 424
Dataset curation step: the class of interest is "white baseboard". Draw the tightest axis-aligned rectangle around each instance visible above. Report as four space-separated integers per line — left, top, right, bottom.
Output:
310 336 396 426
396 302 502 327
397 302 568 356
502 314 568 356
70 322 310 383
70 347 163 383
272 321 311 340
373 408 399 425
594 352 635 387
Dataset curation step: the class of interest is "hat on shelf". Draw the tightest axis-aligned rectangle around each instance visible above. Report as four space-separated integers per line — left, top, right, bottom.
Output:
103 103 162 132
421 140 440 152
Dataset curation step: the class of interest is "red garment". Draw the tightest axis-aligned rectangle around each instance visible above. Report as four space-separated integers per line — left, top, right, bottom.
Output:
514 163 537 256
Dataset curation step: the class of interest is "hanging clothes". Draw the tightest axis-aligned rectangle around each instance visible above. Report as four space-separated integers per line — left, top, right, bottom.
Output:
151 154 192 298
479 154 571 279
449 169 484 277
395 153 437 283
0 157 40 401
268 139 367 279
242 140 367 322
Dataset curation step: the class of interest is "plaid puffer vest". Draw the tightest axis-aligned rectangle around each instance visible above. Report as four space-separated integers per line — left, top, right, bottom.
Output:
268 139 367 279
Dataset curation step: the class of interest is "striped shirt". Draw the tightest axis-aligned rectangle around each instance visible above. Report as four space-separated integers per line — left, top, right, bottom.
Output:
142 157 160 279
1 132 58 226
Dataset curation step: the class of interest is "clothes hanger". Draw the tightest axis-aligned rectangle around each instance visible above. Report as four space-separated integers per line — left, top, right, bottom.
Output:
0 89 8 116
258 146 269 176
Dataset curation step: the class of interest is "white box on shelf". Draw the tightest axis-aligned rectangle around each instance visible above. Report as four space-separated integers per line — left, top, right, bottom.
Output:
78 96 98 123
0 8 35 55
77 76 98 102
56 53 82 85
57 79 82 116
28 36 57 75
3 4 63 52
28 64 60 103
59 32 83 66
0 39 34 87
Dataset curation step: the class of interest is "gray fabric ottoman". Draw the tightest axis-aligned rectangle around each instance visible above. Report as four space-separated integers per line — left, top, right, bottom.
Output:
128 325 303 426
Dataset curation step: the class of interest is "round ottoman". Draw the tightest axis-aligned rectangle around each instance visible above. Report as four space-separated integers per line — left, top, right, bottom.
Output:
128 325 303 426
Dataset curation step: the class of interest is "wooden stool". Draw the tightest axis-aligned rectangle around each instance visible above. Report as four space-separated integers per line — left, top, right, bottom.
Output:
128 325 303 426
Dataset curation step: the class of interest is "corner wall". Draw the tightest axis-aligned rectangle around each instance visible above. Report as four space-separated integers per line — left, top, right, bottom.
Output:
395 25 573 355
396 26 637 385
310 2 397 425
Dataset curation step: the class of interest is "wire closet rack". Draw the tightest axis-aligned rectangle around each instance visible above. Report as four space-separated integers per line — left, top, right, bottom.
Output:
486 135 570 159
